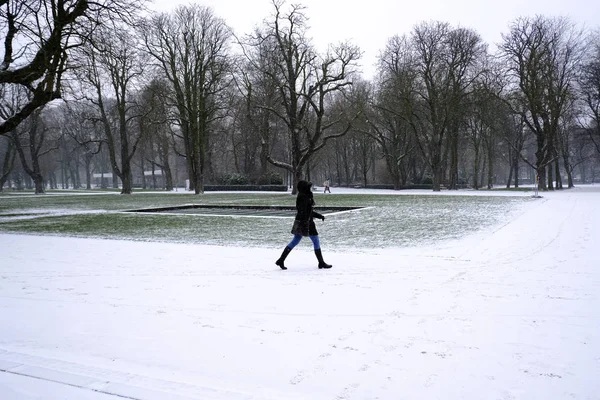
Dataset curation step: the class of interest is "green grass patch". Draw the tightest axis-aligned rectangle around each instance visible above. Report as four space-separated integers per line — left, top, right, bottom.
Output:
0 191 532 250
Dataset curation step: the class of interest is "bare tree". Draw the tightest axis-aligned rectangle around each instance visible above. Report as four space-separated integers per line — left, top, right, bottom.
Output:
503 111 527 188
142 5 232 194
579 30 600 155
76 26 147 194
0 0 146 136
1 83 57 193
371 35 420 189
10 107 61 193
500 16 585 190
233 37 283 182
465 59 509 190
333 80 374 187
557 103 579 188
409 22 486 191
53 101 103 189
44 105 80 189
465 88 489 190
226 71 267 180
136 78 174 190
243 1 361 193
0 133 15 190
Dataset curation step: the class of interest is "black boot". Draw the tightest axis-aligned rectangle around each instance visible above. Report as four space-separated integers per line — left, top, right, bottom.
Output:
315 248 332 269
276 246 292 270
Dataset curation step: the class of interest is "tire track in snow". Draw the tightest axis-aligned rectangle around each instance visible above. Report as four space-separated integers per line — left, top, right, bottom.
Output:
0 349 281 400
0 368 138 399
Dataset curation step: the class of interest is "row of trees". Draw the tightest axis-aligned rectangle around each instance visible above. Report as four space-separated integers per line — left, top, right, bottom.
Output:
359 17 600 191
1 0 600 194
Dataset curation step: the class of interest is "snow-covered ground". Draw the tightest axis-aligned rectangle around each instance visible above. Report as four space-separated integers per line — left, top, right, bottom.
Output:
1 186 599 399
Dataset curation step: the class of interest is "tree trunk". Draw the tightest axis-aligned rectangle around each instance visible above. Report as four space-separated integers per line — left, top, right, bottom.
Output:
555 160 563 189
547 163 554 191
448 131 458 190
335 151 343 187
12 135 46 194
141 156 147 189
121 165 132 195
152 165 157 189
0 141 16 191
565 162 574 189
513 149 520 188
473 146 480 190
164 161 173 191
506 160 513 189
432 157 443 191
480 154 487 189
85 153 92 189
487 142 494 190
535 135 547 190
292 168 303 195
33 174 45 194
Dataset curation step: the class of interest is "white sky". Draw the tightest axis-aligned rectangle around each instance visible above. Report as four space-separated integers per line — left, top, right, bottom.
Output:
149 0 600 78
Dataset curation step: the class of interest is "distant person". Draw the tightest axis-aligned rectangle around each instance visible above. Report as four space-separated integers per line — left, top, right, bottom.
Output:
275 180 332 270
323 179 331 193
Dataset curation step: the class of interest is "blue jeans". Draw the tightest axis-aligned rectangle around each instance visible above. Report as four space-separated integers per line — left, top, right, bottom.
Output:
287 234 320 250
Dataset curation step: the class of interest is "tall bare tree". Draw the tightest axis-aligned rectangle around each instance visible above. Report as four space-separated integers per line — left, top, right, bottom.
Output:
372 35 420 189
11 108 61 193
136 78 174 190
233 37 282 182
243 1 361 193
409 22 485 191
332 80 374 187
53 102 103 189
142 5 232 194
465 86 490 190
579 30 600 155
500 16 584 190
0 0 145 136
77 26 147 194
465 59 508 189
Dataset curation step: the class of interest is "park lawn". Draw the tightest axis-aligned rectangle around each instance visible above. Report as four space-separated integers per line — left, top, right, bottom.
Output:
0 191 531 250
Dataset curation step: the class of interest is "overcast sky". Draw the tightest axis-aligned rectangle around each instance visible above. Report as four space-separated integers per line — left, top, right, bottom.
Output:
149 0 600 78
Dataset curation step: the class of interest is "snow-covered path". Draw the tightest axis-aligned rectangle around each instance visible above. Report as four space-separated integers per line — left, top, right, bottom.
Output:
1 187 599 399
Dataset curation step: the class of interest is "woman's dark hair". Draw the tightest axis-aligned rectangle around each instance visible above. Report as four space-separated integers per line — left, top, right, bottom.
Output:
297 180 312 194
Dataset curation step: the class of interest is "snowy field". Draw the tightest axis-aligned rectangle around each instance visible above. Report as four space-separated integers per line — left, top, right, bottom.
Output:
0 186 599 399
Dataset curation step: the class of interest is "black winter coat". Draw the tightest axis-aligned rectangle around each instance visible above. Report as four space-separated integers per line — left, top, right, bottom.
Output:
291 181 324 237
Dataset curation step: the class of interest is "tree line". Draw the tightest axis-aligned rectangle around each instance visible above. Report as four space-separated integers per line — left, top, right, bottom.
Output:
1 0 599 194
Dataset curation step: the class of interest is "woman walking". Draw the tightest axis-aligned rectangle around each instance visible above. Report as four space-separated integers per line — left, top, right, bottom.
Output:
275 180 332 270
